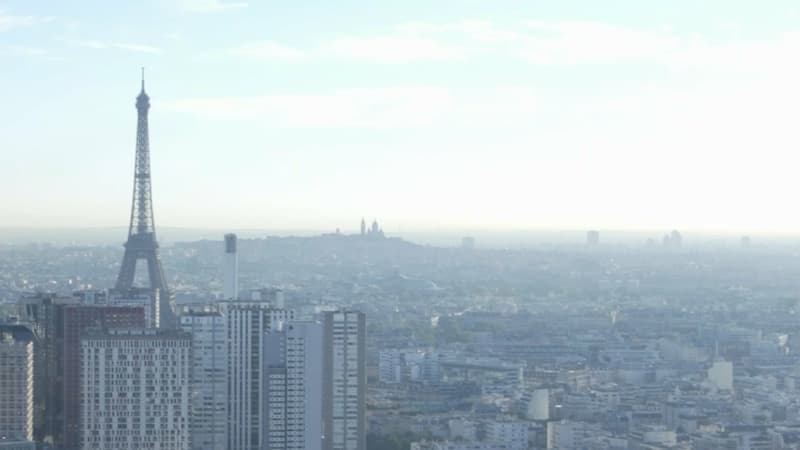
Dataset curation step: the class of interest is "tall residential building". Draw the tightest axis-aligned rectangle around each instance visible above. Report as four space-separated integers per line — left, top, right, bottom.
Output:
61 306 145 450
220 300 295 450
0 325 35 442
224 234 239 300
180 310 228 450
322 310 366 450
263 321 324 450
586 230 600 246
79 328 191 450
16 293 78 444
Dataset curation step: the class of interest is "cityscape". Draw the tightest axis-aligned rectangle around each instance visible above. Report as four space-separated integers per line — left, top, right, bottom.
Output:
5 2 800 450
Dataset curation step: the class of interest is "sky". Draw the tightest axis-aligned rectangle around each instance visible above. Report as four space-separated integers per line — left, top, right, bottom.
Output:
3 0 800 234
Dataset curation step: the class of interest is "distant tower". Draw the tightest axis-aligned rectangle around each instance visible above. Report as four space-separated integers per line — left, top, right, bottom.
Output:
670 230 682 248
360 218 366 236
114 70 173 325
461 236 475 249
586 230 600 246
224 234 238 300
371 219 379 234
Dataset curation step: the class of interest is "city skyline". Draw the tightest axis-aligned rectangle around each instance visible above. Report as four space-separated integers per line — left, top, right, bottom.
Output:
3 1 800 232
12 3 800 450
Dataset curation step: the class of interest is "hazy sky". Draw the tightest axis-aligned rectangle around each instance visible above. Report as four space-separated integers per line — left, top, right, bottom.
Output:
3 0 800 233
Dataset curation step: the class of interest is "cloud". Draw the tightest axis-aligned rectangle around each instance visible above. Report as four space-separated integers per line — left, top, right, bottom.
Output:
0 9 53 32
228 20 676 65
518 20 678 65
67 39 163 54
391 19 800 71
161 86 539 129
396 19 681 65
162 87 452 128
229 35 467 63
396 20 521 44
664 31 800 73
322 35 468 63
227 19 800 77
230 41 305 61
176 0 247 13
0 44 48 56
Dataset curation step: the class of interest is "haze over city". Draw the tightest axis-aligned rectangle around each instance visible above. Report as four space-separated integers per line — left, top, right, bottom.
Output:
3 0 800 233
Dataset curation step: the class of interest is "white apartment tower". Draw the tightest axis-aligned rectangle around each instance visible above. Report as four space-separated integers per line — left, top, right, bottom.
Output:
180 310 228 450
223 234 239 300
220 300 295 450
263 321 324 450
79 329 191 450
322 310 366 450
0 325 35 442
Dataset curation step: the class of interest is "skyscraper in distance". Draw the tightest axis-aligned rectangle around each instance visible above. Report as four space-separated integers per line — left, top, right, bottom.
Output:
180 309 228 450
322 310 366 450
586 230 599 246
220 300 295 450
0 324 35 443
16 293 78 444
263 321 324 450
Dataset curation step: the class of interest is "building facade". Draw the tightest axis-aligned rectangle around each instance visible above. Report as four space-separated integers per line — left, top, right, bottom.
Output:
0 325 35 442
180 310 228 450
263 321 324 450
220 301 294 450
16 293 78 444
62 305 145 450
79 329 191 450
323 310 366 450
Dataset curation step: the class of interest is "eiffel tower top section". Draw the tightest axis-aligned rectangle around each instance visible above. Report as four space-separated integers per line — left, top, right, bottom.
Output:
129 67 156 238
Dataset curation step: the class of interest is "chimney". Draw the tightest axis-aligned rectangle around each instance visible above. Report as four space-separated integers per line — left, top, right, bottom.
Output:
223 234 238 300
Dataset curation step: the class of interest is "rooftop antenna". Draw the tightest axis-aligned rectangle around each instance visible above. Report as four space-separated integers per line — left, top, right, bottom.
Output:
141 67 145 91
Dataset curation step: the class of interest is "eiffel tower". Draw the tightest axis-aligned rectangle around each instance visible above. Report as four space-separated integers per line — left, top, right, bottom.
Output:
114 70 174 327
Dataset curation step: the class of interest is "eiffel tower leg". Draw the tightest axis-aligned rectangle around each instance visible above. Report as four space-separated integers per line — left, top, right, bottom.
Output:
146 253 166 293
115 250 138 291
